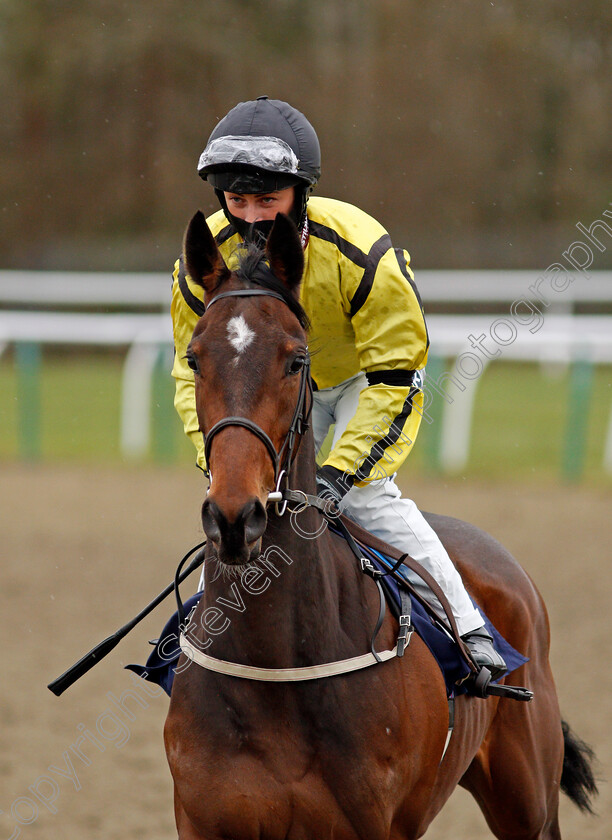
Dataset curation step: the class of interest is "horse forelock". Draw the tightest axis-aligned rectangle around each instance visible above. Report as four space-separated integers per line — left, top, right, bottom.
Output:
230 244 309 331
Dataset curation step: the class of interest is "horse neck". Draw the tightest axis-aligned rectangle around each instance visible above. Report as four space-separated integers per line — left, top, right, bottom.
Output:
200 425 365 666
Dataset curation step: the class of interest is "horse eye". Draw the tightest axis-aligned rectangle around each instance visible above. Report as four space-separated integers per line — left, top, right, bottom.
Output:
287 356 306 375
185 353 200 373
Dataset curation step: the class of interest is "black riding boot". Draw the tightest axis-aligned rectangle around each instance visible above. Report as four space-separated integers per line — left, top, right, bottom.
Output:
461 629 507 681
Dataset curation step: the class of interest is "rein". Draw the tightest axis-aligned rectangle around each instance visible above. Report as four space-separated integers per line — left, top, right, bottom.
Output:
185 285 466 684
183 285 409 681
176 492 416 683
178 490 411 682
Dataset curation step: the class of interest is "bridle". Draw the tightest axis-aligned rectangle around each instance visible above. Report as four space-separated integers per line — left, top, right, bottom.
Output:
180 290 483 693
200 288 313 515
180 287 414 681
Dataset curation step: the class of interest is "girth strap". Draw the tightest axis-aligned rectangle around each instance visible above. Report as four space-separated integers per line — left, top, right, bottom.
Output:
397 589 413 657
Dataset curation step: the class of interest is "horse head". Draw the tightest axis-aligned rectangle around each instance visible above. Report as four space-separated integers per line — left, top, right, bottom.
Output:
183 211 309 566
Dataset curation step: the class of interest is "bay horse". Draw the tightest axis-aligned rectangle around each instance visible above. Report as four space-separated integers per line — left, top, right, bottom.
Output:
164 211 596 839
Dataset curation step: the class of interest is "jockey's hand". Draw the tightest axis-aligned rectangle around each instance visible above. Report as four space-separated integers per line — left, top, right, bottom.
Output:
316 465 350 507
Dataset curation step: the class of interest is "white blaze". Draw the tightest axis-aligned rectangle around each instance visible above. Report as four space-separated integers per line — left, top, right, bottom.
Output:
227 315 255 354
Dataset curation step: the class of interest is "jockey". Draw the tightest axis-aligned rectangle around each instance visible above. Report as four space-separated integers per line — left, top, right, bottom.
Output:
171 96 506 681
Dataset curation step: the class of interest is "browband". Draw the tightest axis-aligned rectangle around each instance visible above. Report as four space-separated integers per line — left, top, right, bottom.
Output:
205 289 288 310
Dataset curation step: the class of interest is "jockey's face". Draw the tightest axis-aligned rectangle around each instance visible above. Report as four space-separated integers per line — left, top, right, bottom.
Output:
223 187 295 225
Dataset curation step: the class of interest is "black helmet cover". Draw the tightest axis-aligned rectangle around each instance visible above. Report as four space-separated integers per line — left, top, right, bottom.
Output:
198 96 321 188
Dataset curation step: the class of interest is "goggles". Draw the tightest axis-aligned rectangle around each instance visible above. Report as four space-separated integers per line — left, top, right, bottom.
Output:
198 135 300 177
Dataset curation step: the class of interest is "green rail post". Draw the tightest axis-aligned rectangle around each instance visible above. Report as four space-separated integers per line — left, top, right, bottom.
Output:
421 354 446 474
562 356 594 481
15 341 42 461
152 345 176 463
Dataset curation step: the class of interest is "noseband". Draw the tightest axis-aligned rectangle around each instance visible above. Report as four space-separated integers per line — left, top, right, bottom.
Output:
201 288 313 512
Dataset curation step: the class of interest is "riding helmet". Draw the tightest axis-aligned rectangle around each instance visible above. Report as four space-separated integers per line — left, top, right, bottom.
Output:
197 96 320 234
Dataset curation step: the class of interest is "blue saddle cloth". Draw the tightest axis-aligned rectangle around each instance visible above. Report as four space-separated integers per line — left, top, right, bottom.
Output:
127 593 202 697
127 549 528 698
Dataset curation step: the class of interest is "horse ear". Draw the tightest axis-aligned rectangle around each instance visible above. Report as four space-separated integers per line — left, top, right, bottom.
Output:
266 213 304 294
183 211 229 293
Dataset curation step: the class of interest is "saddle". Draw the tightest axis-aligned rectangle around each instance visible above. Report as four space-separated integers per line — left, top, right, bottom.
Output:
333 515 530 699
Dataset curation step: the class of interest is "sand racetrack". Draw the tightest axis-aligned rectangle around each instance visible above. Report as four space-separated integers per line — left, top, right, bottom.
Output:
1 463 610 839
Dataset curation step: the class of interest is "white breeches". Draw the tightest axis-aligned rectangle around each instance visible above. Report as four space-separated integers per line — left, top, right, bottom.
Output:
313 373 484 636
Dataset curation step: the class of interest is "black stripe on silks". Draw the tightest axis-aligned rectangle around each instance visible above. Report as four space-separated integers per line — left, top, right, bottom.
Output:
176 224 234 317
349 234 393 318
308 221 368 269
177 256 205 317
395 248 430 351
215 224 236 246
354 386 418 483
394 248 425 308
366 369 416 387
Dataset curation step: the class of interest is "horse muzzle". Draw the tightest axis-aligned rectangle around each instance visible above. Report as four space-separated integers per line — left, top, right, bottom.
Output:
201 496 268 565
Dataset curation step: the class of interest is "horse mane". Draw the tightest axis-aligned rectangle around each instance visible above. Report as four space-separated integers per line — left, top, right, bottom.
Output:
232 243 310 331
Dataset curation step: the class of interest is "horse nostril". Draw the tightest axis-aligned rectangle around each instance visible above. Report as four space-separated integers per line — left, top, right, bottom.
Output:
243 498 267 546
201 499 221 544
202 497 266 547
